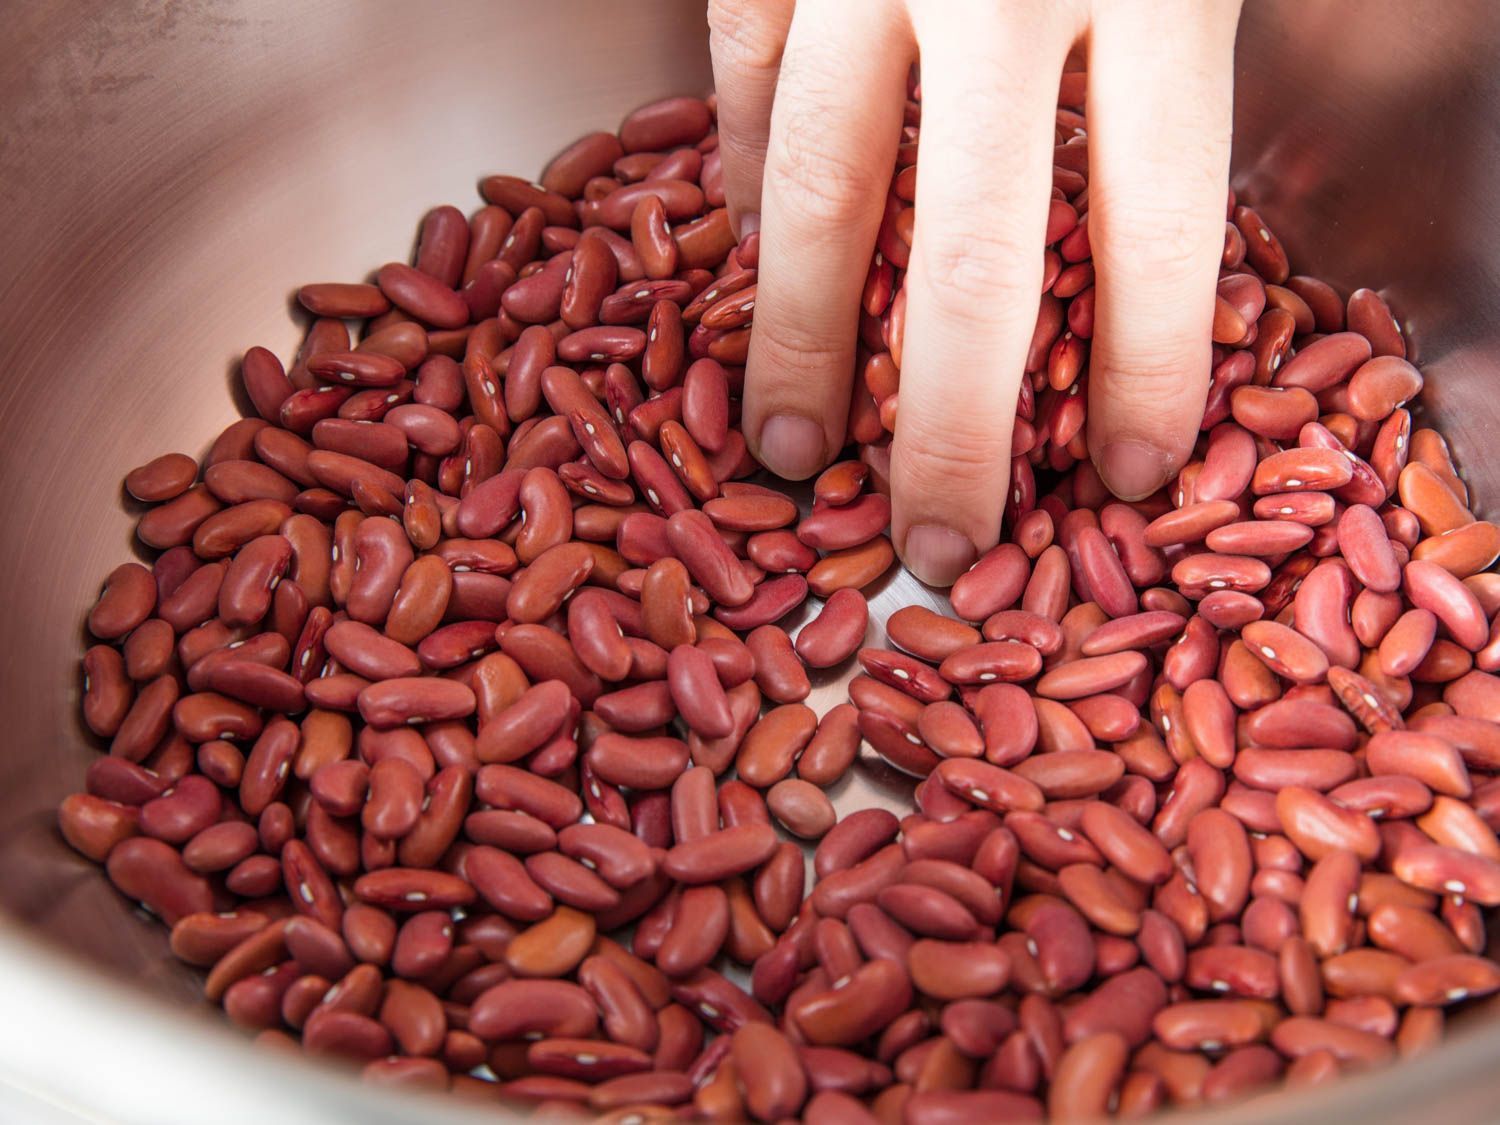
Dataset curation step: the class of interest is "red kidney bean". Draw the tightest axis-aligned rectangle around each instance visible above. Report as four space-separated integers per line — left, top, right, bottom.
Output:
126 452 199 503
59 794 141 862
106 837 214 925
139 774 222 845
84 760 165 810
782 705 858 790
1367 730 1471 797
298 282 389 320
618 96 712 152
667 644 735 739
662 823 778 885
795 589 869 669
949 543 1030 621
323 620 421 682
82 645 134 738
935 641 1042 687
666 508 754 607
88 563 157 641
361 757 424 840
730 1022 807 1120
375 262 467 329
467 978 599 1043
767 780 837 839
357 678 475 728
797 494 891 553
790 959 913 1048
737 703 819 788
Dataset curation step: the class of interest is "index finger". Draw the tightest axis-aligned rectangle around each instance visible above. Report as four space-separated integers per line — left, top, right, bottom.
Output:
742 0 910 480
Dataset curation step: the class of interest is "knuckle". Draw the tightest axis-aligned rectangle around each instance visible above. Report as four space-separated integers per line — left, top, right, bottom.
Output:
896 411 1012 495
900 77 1050 301
1108 209 1205 280
764 154 865 230
707 0 785 73
916 219 1034 296
718 128 770 180
1090 341 1212 421
764 132 870 231
749 324 853 389
1095 191 1225 287
1106 347 1208 392
763 45 875 228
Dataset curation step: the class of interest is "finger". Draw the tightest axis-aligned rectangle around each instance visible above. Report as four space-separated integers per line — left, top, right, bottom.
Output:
891 1 1082 586
707 0 796 238
742 0 910 480
1085 0 1242 500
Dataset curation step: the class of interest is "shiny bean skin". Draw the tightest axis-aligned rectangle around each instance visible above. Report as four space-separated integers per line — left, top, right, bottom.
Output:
106 837 213 925
88 563 157 640
795 588 869 669
767 779 838 839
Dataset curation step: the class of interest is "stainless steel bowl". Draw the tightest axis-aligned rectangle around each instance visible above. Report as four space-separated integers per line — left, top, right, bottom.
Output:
2 1 1498 1120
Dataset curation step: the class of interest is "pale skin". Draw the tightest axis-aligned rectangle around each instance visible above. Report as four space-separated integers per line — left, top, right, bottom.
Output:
709 0 1245 585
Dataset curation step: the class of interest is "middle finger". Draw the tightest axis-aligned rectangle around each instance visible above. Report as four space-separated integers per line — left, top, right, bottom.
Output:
891 0 1085 585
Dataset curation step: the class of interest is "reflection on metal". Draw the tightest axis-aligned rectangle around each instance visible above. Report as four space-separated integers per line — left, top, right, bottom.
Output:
1 1 1499 1121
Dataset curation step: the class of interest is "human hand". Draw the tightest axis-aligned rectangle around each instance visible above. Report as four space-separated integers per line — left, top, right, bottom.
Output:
710 0 1244 585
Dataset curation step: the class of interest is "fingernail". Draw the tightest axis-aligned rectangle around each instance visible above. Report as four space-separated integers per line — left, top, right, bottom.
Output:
1097 439 1173 502
734 210 760 240
903 524 978 588
758 413 826 480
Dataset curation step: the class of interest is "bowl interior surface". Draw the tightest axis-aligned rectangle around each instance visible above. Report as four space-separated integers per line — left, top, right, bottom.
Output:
1 1 1498 1121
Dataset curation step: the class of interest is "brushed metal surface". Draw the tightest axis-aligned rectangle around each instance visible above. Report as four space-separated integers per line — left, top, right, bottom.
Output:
1 1 1498 1121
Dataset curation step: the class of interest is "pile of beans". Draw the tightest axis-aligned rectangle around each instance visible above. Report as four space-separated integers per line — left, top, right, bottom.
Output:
63 76 1500 1124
